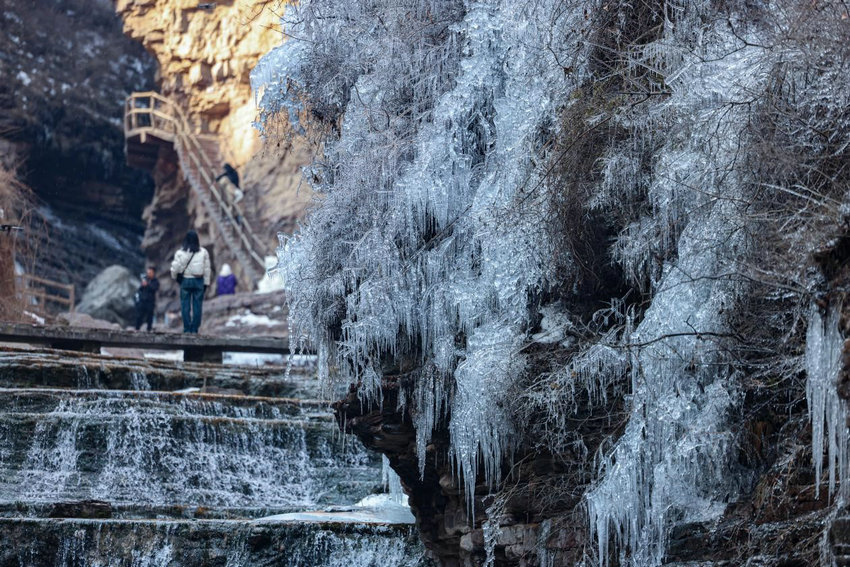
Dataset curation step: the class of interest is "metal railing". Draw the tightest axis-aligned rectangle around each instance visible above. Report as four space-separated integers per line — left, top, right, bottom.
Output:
16 273 75 315
124 92 266 277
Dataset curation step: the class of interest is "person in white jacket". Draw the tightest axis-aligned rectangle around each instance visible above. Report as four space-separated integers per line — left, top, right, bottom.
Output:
170 230 211 333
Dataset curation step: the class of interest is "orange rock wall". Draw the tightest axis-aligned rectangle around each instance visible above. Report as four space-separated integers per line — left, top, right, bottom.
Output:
116 0 312 295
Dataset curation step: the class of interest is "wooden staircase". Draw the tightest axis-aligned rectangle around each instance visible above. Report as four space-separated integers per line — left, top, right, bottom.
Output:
123 92 265 283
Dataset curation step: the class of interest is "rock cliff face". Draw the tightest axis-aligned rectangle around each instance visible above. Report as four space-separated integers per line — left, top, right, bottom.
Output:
115 0 312 300
0 0 156 294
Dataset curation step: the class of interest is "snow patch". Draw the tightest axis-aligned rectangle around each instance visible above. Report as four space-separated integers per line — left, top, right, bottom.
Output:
258 493 415 525
16 71 32 86
224 312 279 328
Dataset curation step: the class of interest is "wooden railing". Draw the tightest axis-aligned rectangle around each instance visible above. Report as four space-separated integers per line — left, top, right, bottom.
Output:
124 92 266 281
16 273 75 315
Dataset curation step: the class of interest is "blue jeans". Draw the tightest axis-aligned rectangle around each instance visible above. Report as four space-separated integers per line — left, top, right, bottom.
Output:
180 277 205 333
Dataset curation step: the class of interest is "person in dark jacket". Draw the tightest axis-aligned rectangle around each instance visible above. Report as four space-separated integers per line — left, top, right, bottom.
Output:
216 163 240 188
134 267 159 331
216 163 245 213
216 263 237 296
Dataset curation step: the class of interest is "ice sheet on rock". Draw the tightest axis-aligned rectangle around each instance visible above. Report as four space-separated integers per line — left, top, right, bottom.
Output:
586 5 765 565
258 508 414 525
259 493 415 525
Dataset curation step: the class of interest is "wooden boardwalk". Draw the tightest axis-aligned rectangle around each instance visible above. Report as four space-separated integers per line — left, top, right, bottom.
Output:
0 323 293 363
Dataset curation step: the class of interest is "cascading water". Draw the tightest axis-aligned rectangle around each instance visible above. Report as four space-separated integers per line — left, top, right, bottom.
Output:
0 349 431 566
0 390 374 510
3 518 426 567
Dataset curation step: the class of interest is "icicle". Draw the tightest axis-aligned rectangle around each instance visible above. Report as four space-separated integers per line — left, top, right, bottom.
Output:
805 304 849 502
382 455 406 504
255 0 587 502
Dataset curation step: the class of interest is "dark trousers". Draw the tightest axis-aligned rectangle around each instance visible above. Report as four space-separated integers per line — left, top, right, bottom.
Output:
180 277 205 333
134 302 155 331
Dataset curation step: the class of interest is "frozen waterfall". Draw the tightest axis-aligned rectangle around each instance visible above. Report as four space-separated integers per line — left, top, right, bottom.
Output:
252 0 850 564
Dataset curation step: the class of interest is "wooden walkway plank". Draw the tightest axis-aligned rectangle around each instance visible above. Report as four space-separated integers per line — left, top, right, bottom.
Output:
0 323 298 363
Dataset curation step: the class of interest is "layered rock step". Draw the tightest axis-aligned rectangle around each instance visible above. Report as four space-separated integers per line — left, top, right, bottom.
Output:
0 345 432 566
0 346 317 397
0 517 428 567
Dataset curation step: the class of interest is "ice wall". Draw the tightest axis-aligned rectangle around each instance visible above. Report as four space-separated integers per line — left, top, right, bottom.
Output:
584 5 772 564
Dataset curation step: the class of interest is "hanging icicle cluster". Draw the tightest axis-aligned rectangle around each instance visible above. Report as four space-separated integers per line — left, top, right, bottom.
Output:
253 0 589 506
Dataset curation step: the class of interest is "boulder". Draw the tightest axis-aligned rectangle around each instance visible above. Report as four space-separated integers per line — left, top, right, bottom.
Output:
76 265 139 327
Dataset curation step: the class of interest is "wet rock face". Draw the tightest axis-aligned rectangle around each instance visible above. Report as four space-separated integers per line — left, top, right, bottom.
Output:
115 0 313 288
334 381 458 561
334 380 608 566
48 500 112 520
0 0 156 291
